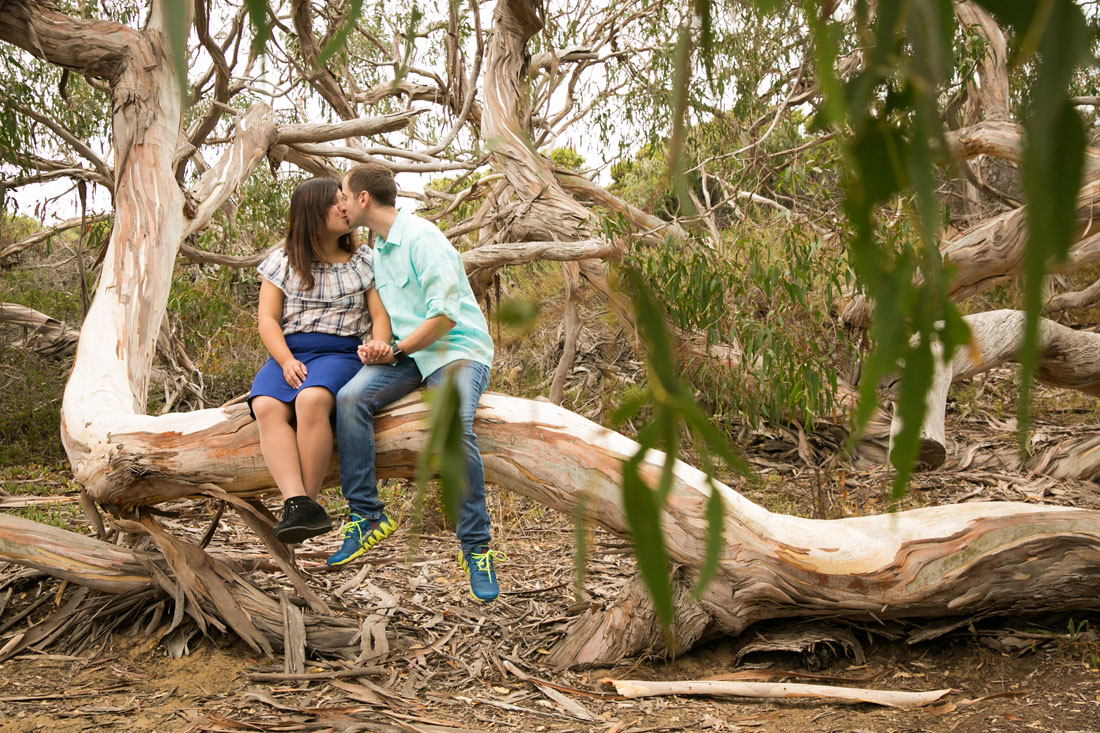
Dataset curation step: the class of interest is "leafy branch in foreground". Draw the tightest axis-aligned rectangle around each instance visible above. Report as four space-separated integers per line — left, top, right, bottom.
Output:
609 266 752 633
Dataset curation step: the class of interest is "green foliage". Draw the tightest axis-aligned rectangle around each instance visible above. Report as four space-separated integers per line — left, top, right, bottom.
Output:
414 373 468 538
0 344 70 466
194 167 301 255
167 264 265 406
0 218 89 466
805 0 1094 494
494 297 539 332
609 267 750 631
609 143 679 219
548 146 586 171
1015 0 1092 450
629 229 853 430
423 172 486 231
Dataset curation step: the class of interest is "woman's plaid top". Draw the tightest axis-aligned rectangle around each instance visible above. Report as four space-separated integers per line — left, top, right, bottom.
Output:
257 245 374 339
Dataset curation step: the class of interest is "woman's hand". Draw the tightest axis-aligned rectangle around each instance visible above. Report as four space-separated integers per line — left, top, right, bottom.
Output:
280 357 308 388
358 340 395 365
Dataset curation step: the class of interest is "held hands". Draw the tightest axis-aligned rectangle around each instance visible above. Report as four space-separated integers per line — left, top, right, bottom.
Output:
280 358 308 389
358 340 395 365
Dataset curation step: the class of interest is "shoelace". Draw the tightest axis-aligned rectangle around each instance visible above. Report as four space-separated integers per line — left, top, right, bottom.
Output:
469 549 506 574
338 516 370 538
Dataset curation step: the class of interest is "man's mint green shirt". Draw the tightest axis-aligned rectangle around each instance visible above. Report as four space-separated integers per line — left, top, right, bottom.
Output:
373 209 494 378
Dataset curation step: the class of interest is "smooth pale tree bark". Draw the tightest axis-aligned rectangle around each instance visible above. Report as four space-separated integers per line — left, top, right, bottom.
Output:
954 2 1011 122
603 677 952 709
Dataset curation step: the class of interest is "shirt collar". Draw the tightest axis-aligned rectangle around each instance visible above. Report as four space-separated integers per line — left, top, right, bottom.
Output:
375 208 410 252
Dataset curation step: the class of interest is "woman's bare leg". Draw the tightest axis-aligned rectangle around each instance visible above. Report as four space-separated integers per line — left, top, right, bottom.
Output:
293 386 336 501
252 396 307 499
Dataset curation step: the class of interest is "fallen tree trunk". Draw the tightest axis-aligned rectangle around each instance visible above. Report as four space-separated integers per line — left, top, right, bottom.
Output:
5 390 1100 666
5 0 1096 670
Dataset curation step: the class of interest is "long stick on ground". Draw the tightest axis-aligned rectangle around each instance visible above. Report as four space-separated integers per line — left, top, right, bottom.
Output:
602 678 953 709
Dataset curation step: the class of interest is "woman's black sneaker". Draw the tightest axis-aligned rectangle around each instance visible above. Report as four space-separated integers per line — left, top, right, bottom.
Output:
273 496 332 544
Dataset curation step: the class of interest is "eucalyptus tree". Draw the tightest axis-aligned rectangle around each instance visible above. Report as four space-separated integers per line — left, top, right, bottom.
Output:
0 0 1099 665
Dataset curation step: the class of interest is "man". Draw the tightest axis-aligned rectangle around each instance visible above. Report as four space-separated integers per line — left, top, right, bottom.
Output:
330 162 502 603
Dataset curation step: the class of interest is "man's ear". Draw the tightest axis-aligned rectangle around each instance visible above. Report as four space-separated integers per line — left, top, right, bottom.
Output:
359 190 371 209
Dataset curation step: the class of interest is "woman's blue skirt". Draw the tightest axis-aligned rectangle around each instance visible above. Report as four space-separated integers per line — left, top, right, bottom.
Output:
248 332 363 416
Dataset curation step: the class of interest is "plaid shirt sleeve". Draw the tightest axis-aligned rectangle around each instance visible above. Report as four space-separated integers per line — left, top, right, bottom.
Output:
257 248 290 291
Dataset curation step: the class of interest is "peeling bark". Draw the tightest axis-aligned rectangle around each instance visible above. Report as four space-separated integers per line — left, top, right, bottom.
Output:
843 179 1100 327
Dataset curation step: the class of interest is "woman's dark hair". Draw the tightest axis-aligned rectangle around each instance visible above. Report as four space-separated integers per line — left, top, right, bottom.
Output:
285 177 355 290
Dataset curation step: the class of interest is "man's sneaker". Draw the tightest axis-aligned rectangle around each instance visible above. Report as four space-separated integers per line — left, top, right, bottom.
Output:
273 496 332 544
459 545 505 603
326 513 397 567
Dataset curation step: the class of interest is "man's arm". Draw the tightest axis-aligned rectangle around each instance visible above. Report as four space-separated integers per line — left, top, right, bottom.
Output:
395 314 455 356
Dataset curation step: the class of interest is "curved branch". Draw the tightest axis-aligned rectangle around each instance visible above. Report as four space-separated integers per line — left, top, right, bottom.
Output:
183 103 279 238
287 142 476 173
895 309 1100 469
954 1 1011 121
461 238 617 270
0 167 106 189
180 2 247 176
5 98 114 187
0 213 110 262
178 241 274 268
421 0 484 157
945 120 1100 174
1045 275 1100 313
0 0 136 79
843 179 1100 326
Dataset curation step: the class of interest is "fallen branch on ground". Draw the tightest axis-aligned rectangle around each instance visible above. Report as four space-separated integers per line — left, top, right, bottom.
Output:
601 677 953 709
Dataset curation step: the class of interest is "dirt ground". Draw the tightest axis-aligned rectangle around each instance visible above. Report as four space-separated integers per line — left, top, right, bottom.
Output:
2 474 1099 733
1 604 1098 731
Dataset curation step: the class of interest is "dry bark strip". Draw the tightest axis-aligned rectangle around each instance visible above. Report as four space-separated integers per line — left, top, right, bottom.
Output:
602 678 953 709
0 513 362 657
1 302 81 358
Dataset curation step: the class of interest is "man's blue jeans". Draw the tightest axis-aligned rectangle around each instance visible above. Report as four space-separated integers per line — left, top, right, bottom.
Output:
335 358 492 552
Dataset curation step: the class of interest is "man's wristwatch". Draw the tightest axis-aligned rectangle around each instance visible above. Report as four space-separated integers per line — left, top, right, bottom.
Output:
391 342 408 362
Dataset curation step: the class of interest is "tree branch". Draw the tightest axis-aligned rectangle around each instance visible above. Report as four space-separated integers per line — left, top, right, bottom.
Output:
0 1 136 78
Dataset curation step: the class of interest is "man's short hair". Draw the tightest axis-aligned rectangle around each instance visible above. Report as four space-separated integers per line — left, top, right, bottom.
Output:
346 163 397 208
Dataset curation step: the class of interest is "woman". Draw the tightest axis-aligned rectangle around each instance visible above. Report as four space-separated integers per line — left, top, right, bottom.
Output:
249 177 392 544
